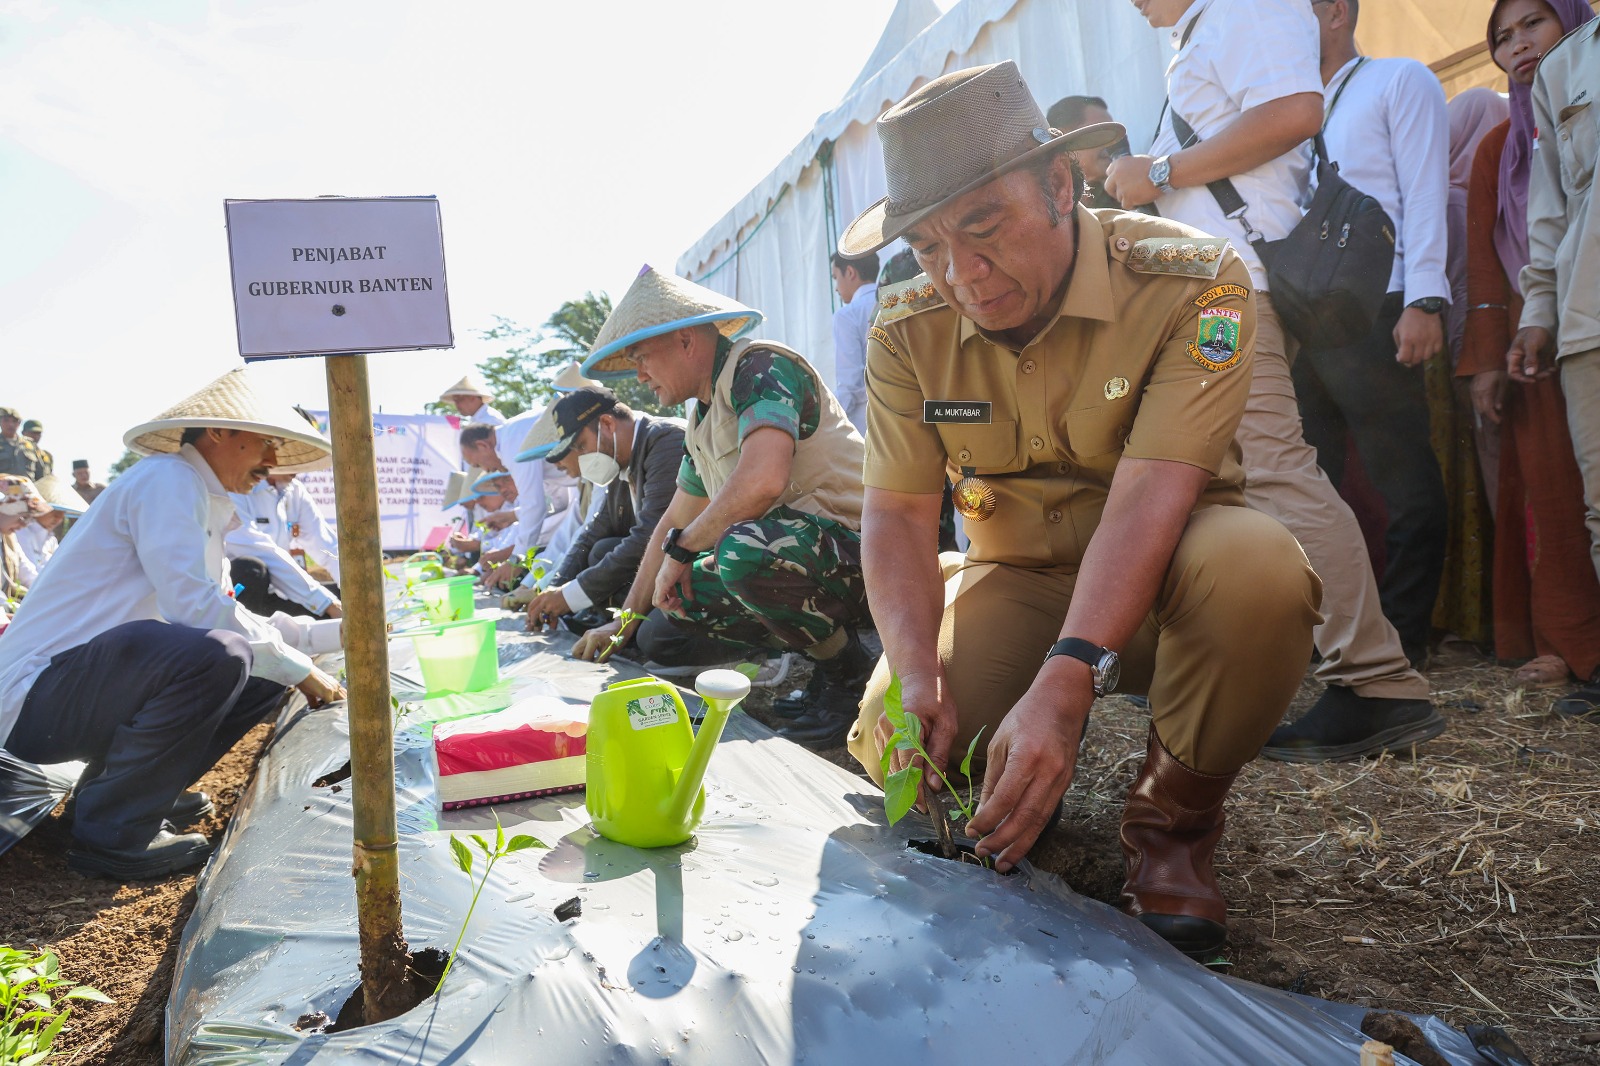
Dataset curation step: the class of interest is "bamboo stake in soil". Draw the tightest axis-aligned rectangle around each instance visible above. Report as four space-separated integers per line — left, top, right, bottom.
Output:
326 354 412 1024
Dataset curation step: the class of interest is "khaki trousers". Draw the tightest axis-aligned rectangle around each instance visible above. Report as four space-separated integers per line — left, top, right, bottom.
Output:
1562 348 1600 584
1237 293 1428 699
848 506 1324 781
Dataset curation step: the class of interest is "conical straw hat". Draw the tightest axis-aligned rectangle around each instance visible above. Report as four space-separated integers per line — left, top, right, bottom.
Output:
123 366 333 473
439 373 494 401
33 474 90 516
472 468 513 494
513 405 561 462
551 361 599 393
581 265 762 380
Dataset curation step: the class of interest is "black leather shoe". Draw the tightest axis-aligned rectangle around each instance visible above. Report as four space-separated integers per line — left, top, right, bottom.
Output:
772 630 873 720
67 830 214 880
1553 679 1600 719
169 790 214 824
1259 686 1445 762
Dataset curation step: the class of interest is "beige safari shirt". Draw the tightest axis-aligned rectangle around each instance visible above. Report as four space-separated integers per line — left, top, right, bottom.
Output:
864 207 1255 570
1520 19 1600 358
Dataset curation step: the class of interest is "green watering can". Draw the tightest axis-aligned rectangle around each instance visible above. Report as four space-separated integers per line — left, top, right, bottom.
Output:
586 670 751 848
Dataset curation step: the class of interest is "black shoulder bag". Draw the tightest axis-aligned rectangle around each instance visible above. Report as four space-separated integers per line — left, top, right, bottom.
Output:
1164 51 1396 348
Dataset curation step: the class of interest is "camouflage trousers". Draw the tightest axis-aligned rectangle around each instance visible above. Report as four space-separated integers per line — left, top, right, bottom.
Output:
665 506 866 652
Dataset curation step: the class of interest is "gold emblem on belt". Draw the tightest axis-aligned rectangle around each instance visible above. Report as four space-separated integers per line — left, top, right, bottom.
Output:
952 466 996 522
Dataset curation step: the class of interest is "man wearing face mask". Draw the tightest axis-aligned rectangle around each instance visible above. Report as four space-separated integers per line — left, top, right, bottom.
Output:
523 388 687 633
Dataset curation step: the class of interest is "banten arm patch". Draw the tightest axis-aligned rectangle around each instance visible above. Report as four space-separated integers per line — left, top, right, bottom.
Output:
867 325 898 357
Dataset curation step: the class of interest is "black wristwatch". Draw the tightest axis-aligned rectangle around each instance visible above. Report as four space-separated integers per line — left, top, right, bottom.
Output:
1044 637 1122 697
1407 297 1446 315
661 527 697 564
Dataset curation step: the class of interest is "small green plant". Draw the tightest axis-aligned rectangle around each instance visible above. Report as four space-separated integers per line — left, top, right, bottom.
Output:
734 662 760 681
606 608 645 656
879 672 984 828
438 812 547 995
0 946 112 1065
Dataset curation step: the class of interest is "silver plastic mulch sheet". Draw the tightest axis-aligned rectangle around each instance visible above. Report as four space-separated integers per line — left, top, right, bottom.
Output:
166 620 1488 1064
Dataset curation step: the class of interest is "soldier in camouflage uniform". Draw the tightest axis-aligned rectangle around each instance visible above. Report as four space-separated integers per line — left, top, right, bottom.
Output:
572 266 871 750
0 408 46 482
21 421 52 477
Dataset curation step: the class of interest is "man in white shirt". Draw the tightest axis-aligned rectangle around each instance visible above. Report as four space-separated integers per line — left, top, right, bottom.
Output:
0 368 346 879
830 250 879 433
458 415 555 581
225 474 343 618
439 373 505 426
1107 0 1438 761
1286 0 1449 671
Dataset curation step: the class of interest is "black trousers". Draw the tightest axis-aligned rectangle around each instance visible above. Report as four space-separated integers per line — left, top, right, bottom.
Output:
230 557 331 619
1292 293 1447 652
6 620 286 849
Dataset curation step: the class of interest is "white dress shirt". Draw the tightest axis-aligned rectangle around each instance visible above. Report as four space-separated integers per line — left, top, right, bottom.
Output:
496 412 549 557
466 404 505 426
1149 0 1322 290
224 486 336 615
0 445 320 748
831 281 877 433
15 522 56 571
1321 56 1451 301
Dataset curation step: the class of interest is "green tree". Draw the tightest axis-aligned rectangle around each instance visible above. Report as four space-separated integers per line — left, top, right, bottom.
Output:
463 293 676 419
108 449 143 480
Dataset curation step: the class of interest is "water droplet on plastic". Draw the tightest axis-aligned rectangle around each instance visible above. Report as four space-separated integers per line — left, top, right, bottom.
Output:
805 933 816 940
724 930 744 942
753 876 779 887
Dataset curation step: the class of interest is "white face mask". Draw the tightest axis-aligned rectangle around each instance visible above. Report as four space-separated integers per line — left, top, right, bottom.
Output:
578 423 621 486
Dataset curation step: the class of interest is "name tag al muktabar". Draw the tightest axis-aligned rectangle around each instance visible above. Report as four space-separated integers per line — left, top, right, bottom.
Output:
923 401 992 424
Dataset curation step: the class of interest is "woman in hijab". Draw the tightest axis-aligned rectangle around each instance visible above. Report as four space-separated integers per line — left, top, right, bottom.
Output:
1459 0 1600 713
1425 88 1511 650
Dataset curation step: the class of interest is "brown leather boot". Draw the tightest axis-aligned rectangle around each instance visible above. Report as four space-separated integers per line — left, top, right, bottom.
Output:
1119 724 1237 960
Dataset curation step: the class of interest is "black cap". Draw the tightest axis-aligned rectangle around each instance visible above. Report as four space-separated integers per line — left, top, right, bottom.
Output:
548 387 617 461
72 459 89 470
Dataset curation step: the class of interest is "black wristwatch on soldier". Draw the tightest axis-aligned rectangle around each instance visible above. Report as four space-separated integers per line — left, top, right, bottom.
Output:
1044 637 1122 697
1407 296 1446 315
661 527 697 564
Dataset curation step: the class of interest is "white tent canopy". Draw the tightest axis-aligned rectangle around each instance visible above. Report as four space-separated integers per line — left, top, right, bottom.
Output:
675 0 1534 390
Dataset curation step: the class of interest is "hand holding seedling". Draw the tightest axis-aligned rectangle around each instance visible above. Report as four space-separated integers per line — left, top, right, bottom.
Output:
479 509 517 531
880 674 985 842
875 666 959 793
965 669 1090 872
297 666 347 708
524 587 570 632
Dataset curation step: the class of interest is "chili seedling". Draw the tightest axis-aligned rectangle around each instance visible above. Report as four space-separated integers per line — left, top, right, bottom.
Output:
606 607 645 656
439 811 547 995
0 945 111 1065
879 672 984 831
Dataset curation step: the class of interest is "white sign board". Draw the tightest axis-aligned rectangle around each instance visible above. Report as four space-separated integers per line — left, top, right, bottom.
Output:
296 411 465 552
225 196 453 360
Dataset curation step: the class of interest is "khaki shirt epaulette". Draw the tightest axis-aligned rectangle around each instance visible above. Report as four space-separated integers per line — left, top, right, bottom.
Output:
876 274 946 325
1124 236 1230 279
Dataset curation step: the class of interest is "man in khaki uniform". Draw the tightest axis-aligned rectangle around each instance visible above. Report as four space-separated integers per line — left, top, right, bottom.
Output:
21 421 53 477
841 62 1322 960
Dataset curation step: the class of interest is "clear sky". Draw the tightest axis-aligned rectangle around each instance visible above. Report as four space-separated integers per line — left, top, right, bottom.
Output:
0 0 912 473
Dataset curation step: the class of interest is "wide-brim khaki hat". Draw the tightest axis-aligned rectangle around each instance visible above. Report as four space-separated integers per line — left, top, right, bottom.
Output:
581 265 762 380
513 405 561 463
839 61 1124 257
123 366 333 473
440 373 494 402
33 474 90 516
552 361 600 393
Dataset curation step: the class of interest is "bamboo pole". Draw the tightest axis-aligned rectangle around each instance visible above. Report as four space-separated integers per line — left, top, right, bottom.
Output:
325 354 412 1024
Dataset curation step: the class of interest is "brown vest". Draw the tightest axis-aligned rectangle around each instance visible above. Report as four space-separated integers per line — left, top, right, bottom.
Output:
684 338 864 530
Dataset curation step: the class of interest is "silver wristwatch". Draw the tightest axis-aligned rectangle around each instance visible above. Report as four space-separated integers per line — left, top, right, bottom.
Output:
1148 155 1173 194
